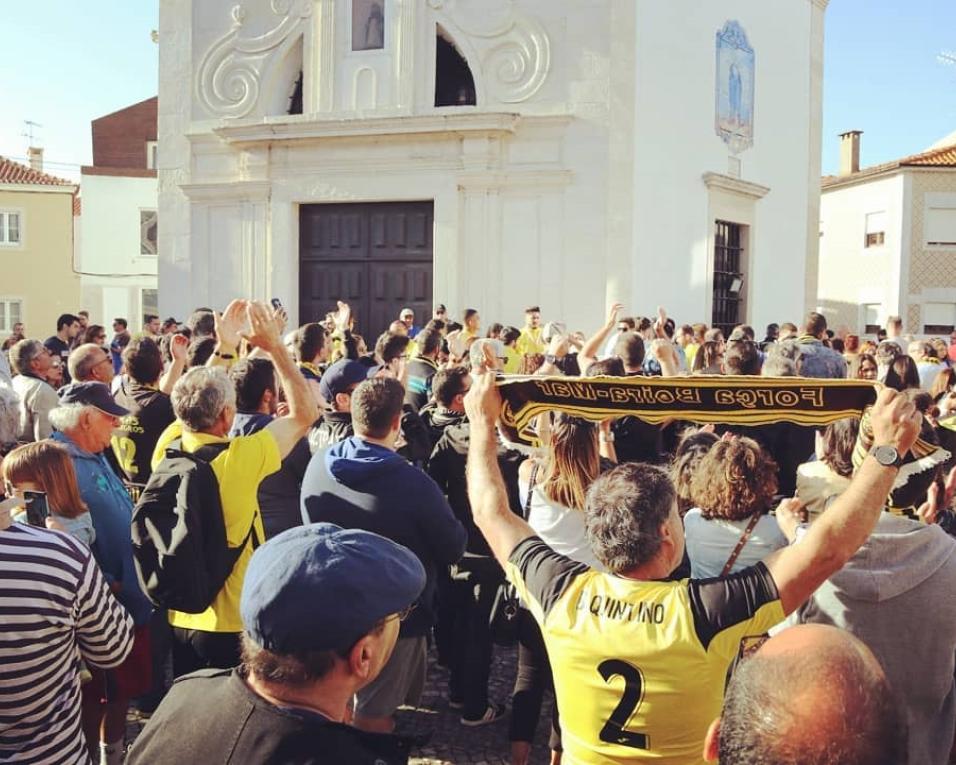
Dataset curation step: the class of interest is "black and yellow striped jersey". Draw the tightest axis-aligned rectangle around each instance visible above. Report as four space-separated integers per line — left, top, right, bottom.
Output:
506 538 784 765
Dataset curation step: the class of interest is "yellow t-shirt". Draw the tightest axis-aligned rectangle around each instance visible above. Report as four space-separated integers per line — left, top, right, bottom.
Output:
503 346 523 374
151 422 281 633
507 538 784 765
516 326 545 356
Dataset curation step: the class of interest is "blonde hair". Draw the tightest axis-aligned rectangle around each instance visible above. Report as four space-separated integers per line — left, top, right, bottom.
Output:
540 414 601 511
2 441 89 519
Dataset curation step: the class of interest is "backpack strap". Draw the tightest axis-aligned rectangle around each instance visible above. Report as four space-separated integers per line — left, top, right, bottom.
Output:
168 439 261 551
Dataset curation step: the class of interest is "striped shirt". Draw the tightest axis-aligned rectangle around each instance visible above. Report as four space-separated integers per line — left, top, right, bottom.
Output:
0 523 134 764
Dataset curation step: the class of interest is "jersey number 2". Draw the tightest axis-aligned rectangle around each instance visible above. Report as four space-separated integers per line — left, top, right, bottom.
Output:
597 659 649 750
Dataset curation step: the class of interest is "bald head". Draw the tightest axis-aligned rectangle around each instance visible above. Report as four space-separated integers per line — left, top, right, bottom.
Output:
710 625 905 765
68 343 114 385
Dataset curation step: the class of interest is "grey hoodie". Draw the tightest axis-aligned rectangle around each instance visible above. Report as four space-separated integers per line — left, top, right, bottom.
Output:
797 513 956 765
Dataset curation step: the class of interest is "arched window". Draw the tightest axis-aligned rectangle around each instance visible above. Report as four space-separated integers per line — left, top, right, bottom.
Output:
435 27 476 107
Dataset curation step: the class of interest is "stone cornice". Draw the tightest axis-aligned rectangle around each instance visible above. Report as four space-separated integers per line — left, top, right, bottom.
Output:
207 112 548 147
809 0 829 9
179 181 272 201
702 172 770 200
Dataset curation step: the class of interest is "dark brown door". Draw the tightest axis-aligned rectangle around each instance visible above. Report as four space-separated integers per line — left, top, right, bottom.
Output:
299 202 434 341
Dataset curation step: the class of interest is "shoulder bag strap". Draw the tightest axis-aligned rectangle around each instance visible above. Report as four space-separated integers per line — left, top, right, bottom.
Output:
523 462 540 521
720 512 762 577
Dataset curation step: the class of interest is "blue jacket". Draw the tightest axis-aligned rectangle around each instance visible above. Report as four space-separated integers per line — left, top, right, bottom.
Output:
300 436 466 637
53 432 153 625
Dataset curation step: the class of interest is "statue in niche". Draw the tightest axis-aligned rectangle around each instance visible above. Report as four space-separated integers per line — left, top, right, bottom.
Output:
353 0 385 51
715 20 755 155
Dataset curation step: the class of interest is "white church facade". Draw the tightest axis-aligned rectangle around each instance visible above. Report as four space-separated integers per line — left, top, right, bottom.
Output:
158 0 828 337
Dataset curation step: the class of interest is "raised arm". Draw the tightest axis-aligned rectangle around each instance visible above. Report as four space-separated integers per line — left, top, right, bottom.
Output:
465 371 536 568
578 302 623 372
158 333 189 394
765 387 921 615
242 301 320 460
207 299 247 369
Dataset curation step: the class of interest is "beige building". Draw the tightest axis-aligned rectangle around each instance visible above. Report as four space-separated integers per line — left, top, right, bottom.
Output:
818 131 956 337
0 152 80 344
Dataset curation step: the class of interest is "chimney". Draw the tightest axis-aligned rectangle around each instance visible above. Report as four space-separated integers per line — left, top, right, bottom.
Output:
27 146 43 173
839 131 862 176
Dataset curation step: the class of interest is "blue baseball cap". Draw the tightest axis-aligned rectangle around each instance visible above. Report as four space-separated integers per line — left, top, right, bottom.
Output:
240 524 426 653
319 359 373 402
58 382 129 417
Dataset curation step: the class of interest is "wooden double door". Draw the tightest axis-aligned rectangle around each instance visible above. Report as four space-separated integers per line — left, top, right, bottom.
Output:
299 201 434 341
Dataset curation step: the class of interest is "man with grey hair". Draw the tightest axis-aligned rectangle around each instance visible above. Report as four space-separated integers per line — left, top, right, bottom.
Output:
468 338 504 374
68 342 115 386
50 381 154 764
10 339 59 442
150 300 319 676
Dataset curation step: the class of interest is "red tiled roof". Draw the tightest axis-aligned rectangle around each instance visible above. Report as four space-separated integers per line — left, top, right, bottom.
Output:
0 156 74 187
73 195 81 216
823 142 956 188
904 144 956 167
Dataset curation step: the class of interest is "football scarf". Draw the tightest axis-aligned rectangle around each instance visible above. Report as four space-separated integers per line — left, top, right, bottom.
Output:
496 375 879 445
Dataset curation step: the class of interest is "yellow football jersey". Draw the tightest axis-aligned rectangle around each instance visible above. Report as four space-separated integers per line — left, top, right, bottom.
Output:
507 538 784 765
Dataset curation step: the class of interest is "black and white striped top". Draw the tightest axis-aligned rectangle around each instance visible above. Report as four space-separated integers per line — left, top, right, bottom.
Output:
0 523 134 764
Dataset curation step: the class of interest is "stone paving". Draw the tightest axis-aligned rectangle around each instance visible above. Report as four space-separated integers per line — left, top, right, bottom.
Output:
126 645 556 765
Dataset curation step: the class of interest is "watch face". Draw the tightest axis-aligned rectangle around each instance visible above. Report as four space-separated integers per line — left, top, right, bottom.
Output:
873 445 901 467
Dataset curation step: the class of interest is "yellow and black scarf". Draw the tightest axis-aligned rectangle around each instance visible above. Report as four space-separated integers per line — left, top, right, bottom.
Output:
497 375 879 445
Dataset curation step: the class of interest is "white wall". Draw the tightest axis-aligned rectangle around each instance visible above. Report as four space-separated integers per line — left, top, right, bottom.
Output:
630 1 824 329
159 0 825 334
818 173 905 333
78 172 158 325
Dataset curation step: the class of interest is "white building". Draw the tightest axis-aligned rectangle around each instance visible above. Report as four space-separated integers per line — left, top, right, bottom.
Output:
158 0 827 338
79 98 159 331
818 130 956 338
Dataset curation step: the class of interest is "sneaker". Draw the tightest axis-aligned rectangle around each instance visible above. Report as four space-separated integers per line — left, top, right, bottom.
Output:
460 702 507 727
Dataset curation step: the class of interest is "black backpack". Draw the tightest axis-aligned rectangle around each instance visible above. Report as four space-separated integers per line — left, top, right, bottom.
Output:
131 440 259 613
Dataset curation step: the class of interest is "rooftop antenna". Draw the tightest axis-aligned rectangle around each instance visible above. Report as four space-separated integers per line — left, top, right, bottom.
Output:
21 120 43 147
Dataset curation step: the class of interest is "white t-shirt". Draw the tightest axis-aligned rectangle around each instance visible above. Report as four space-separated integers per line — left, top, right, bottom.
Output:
684 508 788 579
518 477 605 571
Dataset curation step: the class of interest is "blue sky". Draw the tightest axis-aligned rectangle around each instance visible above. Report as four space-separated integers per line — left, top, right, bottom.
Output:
0 2 159 181
822 0 956 174
0 2 952 181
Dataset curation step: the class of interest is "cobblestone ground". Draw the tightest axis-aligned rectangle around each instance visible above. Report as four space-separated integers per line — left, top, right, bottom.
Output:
126 645 555 765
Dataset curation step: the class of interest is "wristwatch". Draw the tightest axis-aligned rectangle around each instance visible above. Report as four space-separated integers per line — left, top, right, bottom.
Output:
870 444 903 468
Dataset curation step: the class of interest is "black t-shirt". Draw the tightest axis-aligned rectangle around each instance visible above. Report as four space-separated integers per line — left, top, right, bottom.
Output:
128 668 416 765
43 336 72 384
112 380 175 484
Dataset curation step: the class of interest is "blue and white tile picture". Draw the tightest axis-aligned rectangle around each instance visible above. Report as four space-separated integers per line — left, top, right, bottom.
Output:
715 20 755 154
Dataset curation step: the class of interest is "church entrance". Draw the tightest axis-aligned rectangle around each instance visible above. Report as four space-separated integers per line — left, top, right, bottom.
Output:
711 220 747 337
299 201 434 341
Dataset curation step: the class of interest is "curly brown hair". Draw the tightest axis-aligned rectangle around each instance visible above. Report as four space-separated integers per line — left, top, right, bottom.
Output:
690 437 778 521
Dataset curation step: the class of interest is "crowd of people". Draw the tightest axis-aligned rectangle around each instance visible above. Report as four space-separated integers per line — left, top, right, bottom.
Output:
1 298 955 765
